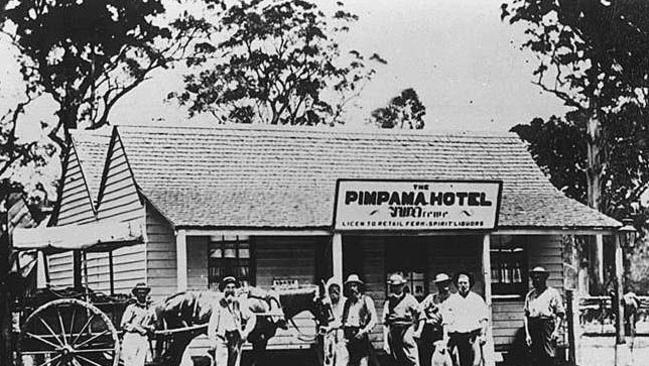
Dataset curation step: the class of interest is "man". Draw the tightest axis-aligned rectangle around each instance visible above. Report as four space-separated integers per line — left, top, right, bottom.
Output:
445 272 488 366
120 283 152 366
322 277 348 366
208 276 257 366
341 274 378 366
415 273 453 366
524 267 565 366
383 273 421 366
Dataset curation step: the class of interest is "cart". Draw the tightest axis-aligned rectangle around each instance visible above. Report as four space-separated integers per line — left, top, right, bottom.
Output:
11 220 145 366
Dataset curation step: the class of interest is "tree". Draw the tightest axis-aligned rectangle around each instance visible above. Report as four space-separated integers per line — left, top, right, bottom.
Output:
503 0 649 294
369 88 426 129
1 0 205 144
502 0 649 219
172 0 386 126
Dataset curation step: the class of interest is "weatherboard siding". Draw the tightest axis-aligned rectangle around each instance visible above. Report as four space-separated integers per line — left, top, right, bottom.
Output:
491 234 564 349
145 206 177 300
255 236 325 349
48 144 97 288
97 132 143 222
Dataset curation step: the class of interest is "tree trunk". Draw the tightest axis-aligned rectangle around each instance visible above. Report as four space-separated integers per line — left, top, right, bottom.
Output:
585 104 606 293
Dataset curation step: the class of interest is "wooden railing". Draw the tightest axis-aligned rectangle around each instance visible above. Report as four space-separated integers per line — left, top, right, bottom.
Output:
577 295 649 335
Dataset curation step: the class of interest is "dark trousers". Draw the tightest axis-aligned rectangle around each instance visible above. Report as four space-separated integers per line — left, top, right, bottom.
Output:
448 330 480 366
418 324 443 366
528 318 556 366
345 327 371 366
388 325 419 366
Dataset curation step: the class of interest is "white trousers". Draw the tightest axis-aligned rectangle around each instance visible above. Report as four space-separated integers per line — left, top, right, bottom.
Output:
121 332 149 366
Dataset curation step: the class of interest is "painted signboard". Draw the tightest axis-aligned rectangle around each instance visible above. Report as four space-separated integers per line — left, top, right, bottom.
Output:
333 179 502 231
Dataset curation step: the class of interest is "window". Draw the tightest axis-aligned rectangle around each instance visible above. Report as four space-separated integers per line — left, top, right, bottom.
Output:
491 235 527 297
208 235 253 290
385 238 427 301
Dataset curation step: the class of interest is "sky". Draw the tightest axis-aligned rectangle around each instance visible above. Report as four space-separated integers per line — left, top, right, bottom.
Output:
0 0 571 140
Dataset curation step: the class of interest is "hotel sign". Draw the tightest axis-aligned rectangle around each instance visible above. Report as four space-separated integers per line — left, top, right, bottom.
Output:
333 179 502 231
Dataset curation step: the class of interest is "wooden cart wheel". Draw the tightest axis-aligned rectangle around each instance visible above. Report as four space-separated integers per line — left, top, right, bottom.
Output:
17 298 120 366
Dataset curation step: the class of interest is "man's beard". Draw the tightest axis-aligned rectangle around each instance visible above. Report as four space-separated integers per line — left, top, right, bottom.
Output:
225 292 235 301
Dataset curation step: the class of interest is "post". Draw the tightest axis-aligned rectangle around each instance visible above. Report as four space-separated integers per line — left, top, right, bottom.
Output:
566 290 576 365
614 234 630 366
73 250 82 288
176 230 187 292
108 251 115 296
595 234 604 284
332 233 343 284
481 233 495 366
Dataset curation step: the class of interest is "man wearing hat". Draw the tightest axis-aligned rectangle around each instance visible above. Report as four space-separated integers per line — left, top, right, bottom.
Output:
208 276 257 366
120 283 152 366
445 272 488 366
382 273 421 366
524 267 565 366
415 273 453 366
341 274 377 366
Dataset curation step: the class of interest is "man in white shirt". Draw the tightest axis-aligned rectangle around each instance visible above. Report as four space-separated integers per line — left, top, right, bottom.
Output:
208 276 257 366
445 272 488 366
524 267 564 366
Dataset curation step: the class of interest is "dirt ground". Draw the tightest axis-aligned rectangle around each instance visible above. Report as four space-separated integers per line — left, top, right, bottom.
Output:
577 336 649 366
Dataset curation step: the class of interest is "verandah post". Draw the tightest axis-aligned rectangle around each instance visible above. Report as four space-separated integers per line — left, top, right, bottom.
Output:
176 229 188 292
332 233 343 284
482 233 495 366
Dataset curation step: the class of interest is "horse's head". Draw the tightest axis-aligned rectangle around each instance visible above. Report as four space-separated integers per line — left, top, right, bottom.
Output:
275 285 333 328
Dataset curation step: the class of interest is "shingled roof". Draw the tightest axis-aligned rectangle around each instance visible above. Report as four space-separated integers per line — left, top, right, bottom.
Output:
107 125 620 230
70 129 111 205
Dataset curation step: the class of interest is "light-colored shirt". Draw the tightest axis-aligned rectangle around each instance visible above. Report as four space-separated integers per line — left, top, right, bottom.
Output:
330 296 347 329
208 297 253 340
342 295 377 331
419 292 451 325
120 302 150 333
382 293 420 327
445 291 488 333
524 287 565 319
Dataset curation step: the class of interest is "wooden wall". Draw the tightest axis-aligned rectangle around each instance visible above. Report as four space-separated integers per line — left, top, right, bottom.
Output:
491 235 563 350
145 205 177 300
48 145 96 288
48 132 148 295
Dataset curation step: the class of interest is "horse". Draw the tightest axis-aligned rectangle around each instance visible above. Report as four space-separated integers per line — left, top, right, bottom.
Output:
148 284 332 366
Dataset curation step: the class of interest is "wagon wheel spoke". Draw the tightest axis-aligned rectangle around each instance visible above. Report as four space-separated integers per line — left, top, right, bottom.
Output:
71 313 96 346
35 354 62 366
25 332 62 349
56 308 68 346
74 330 110 350
68 307 77 341
73 348 116 353
75 354 104 366
37 316 66 347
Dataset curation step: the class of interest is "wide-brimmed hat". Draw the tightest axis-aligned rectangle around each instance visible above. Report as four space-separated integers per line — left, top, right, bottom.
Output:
344 274 364 286
219 276 240 291
530 266 550 278
387 273 407 286
433 273 451 284
131 282 151 296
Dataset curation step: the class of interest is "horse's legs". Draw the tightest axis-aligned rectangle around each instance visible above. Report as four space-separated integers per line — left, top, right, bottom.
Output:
251 340 269 366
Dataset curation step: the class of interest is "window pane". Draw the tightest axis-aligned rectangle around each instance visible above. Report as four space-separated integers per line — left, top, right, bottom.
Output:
224 248 236 258
239 248 250 258
210 248 222 258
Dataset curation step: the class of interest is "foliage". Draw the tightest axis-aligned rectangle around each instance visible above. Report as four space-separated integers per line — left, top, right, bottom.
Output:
172 0 386 126
502 0 649 221
1 0 203 142
369 88 426 129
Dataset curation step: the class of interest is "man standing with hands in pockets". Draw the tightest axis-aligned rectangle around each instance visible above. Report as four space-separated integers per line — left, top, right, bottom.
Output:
524 267 565 366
